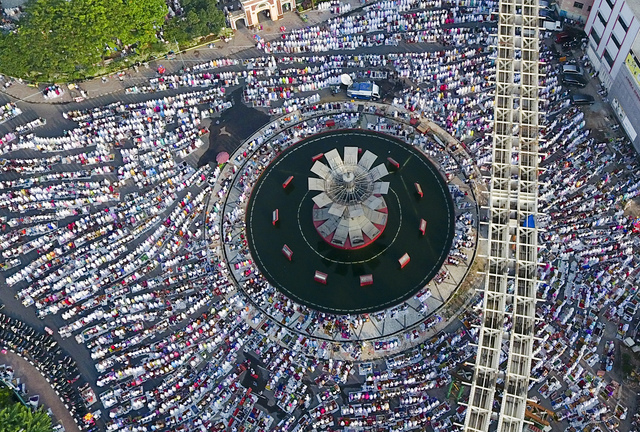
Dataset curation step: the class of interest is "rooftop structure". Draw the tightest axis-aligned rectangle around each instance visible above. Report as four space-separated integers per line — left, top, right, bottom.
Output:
555 0 595 23
228 0 295 30
585 0 640 151
463 0 541 429
309 147 390 249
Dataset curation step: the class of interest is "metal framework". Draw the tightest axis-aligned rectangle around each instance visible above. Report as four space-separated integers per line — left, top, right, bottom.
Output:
463 0 541 429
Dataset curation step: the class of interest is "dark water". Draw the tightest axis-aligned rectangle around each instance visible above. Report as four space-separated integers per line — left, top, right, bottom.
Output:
246 130 455 314
198 88 270 167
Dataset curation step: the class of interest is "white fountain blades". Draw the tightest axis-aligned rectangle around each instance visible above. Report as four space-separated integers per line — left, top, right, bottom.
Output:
309 147 390 246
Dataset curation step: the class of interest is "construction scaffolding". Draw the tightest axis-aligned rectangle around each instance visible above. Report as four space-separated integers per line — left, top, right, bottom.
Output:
463 0 541 429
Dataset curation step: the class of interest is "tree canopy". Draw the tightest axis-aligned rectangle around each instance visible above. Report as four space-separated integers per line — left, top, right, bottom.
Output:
0 0 168 81
163 0 226 44
0 386 52 432
0 403 52 432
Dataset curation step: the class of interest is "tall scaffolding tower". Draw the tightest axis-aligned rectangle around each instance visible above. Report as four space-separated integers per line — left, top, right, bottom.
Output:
463 0 541 429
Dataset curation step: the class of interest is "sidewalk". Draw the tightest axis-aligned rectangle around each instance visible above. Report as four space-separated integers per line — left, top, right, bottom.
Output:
0 0 364 105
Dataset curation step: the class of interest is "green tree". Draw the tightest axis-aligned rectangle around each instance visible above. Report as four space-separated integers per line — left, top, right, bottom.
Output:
0 387 15 408
0 0 168 81
115 0 169 46
164 0 225 43
0 401 51 432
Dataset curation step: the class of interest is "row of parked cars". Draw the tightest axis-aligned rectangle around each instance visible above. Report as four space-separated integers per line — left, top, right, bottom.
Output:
560 64 597 105
547 22 596 106
562 64 589 87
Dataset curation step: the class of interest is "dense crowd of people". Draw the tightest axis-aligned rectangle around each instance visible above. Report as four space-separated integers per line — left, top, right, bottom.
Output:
0 102 21 125
218 102 478 348
0 96 479 431
132 44 496 141
0 0 639 430
256 0 495 53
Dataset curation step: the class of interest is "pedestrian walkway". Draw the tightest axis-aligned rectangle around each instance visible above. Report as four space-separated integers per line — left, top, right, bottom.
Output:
0 350 82 432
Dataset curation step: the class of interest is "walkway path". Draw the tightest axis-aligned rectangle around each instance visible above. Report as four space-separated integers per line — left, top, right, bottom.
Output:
0 350 82 432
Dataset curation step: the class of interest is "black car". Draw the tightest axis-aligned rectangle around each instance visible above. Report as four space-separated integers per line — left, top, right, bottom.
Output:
562 73 588 87
570 93 595 105
562 64 584 75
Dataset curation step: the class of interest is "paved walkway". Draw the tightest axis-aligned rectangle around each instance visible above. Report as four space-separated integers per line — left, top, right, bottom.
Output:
0 0 364 105
0 350 82 432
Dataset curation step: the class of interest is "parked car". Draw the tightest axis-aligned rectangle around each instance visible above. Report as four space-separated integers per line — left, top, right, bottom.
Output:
623 302 637 321
540 8 559 20
570 93 595 105
562 64 584 75
556 26 586 43
544 19 563 31
562 74 588 87
555 31 574 44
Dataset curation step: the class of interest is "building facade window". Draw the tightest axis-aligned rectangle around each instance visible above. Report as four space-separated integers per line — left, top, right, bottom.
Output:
612 33 621 49
574 2 584 8
605 0 614 8
603 49 615 67
590 28 602 45
618 16 629 32
588 6 592 11
598 12 607 26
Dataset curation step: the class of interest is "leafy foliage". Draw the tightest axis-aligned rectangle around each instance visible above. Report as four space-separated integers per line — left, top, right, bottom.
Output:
0 0 168 81
0 387 15 408
164 0 226 44
0 386 51 432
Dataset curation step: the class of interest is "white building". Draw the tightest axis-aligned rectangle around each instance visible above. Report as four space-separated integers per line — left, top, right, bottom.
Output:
585 0 640 150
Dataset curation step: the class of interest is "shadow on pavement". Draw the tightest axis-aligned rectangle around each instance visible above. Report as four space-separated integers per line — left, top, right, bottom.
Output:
198 88 270 167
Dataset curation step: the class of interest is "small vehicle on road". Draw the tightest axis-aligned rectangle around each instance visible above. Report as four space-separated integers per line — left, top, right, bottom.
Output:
562 64 584 76
562 73 588 87
570 93 595 105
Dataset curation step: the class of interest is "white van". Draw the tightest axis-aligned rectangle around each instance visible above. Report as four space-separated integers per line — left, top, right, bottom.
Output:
543 19 563 31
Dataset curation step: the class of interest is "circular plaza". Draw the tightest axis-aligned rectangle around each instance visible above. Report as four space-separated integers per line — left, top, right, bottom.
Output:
246 130 456 314
216 102 480 351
